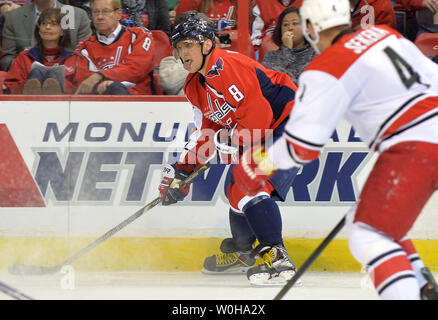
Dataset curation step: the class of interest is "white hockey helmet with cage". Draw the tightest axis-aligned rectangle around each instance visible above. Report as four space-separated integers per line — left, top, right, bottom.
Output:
300 0 351 52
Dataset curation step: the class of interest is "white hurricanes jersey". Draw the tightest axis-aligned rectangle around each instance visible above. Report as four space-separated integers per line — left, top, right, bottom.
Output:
271 25 438 169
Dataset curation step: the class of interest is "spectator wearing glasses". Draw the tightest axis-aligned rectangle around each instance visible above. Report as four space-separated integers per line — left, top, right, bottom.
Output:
74 0 155 95
4 7 83 94
0 0 92 71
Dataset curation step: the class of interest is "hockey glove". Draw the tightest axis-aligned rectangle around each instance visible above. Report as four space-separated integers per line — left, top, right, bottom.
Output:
233 146 277 196
159 163 194 206
214 127 240 164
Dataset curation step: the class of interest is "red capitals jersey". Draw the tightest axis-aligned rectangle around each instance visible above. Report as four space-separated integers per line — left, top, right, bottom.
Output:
4 47 81 94
75 25 155 94
351 0 397 30
181 47 297 167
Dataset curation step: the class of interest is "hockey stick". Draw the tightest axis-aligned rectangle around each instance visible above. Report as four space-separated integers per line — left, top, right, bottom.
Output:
273 215 346 300
0 281 34 300
9 163 211 276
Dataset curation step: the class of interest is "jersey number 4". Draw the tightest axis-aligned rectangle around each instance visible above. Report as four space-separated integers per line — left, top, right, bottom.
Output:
384 47 420 89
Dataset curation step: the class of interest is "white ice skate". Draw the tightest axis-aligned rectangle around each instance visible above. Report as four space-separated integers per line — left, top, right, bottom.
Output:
247 244 302 287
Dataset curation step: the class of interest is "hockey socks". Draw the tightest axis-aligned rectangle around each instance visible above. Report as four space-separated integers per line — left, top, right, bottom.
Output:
348 221 420 299
397 236 427 288
243 197 283 246
367 248 419 299
229 209 256 251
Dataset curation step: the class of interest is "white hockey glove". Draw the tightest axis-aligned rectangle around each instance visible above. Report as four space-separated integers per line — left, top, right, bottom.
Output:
214 127 239 164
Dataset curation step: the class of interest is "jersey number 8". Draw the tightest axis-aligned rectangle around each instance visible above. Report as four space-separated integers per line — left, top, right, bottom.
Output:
228 85 244 102
143 37 152 52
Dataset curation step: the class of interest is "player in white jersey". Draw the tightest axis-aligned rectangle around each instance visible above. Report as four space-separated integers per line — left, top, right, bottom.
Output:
233 0 438 299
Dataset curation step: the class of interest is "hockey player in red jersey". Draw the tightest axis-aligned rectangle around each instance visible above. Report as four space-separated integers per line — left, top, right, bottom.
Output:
234 0 438 299
74 0 155 95
158 13 301 286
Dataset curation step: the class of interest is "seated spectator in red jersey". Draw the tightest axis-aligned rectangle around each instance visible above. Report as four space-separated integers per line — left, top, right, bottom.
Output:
251 0 303 47
4 8 82 94
350 0 397 30
75 0 155 95
176 0 255 32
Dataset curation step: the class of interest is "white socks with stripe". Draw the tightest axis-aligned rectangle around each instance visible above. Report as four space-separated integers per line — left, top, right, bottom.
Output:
348 222 421 299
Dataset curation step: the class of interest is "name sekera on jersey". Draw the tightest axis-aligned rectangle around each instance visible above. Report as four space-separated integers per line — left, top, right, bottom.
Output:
344 27 390 54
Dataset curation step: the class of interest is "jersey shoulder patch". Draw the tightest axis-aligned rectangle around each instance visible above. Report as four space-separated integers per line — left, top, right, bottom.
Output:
205 57 225 79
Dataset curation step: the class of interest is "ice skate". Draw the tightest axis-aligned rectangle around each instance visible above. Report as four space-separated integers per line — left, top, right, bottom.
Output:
247 244 300 287
420 267 438 300
202 238 255 274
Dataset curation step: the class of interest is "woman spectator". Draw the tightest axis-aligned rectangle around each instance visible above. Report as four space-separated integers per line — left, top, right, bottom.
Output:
262 7 315 85
251 0 302 47
4 8 83 94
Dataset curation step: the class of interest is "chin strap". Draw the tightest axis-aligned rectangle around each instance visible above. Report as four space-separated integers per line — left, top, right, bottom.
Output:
197 42 215 73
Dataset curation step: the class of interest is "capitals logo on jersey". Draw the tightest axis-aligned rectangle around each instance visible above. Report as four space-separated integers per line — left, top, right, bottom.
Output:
206 57 224 78
205 92 234 128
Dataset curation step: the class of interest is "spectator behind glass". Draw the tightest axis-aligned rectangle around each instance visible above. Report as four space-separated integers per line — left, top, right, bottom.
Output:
0 0 92 71
262 6 315 85
394 0 438 41
74 0 155 95
415 0 438 36
4 7 83 94
349 0 397 30
121 0 171 36
251 0 303 47
176 0 255 32
158 10 202 95
0 0 23 44
159 10 226 95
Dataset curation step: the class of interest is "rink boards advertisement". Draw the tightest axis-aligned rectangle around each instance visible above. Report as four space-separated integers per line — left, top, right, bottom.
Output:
0 97 437 271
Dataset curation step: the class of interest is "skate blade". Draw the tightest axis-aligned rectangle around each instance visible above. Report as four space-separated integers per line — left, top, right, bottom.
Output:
249 271 303 287
201 267 250 275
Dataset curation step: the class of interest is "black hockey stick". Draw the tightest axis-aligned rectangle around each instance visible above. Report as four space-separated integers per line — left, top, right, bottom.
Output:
0 281 34 300
9 163 211 276
273 215 346 300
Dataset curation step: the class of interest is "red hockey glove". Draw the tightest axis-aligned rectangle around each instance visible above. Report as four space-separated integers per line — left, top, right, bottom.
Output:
158 163 195 206
233 146 277 196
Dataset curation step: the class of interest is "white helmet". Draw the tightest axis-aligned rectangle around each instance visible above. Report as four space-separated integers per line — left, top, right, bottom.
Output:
300 0 351 52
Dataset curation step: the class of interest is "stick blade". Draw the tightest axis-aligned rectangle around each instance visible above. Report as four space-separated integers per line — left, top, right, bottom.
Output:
8 263 60 276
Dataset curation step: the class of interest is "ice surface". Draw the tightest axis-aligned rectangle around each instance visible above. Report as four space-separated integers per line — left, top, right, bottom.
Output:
0 270 382 300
